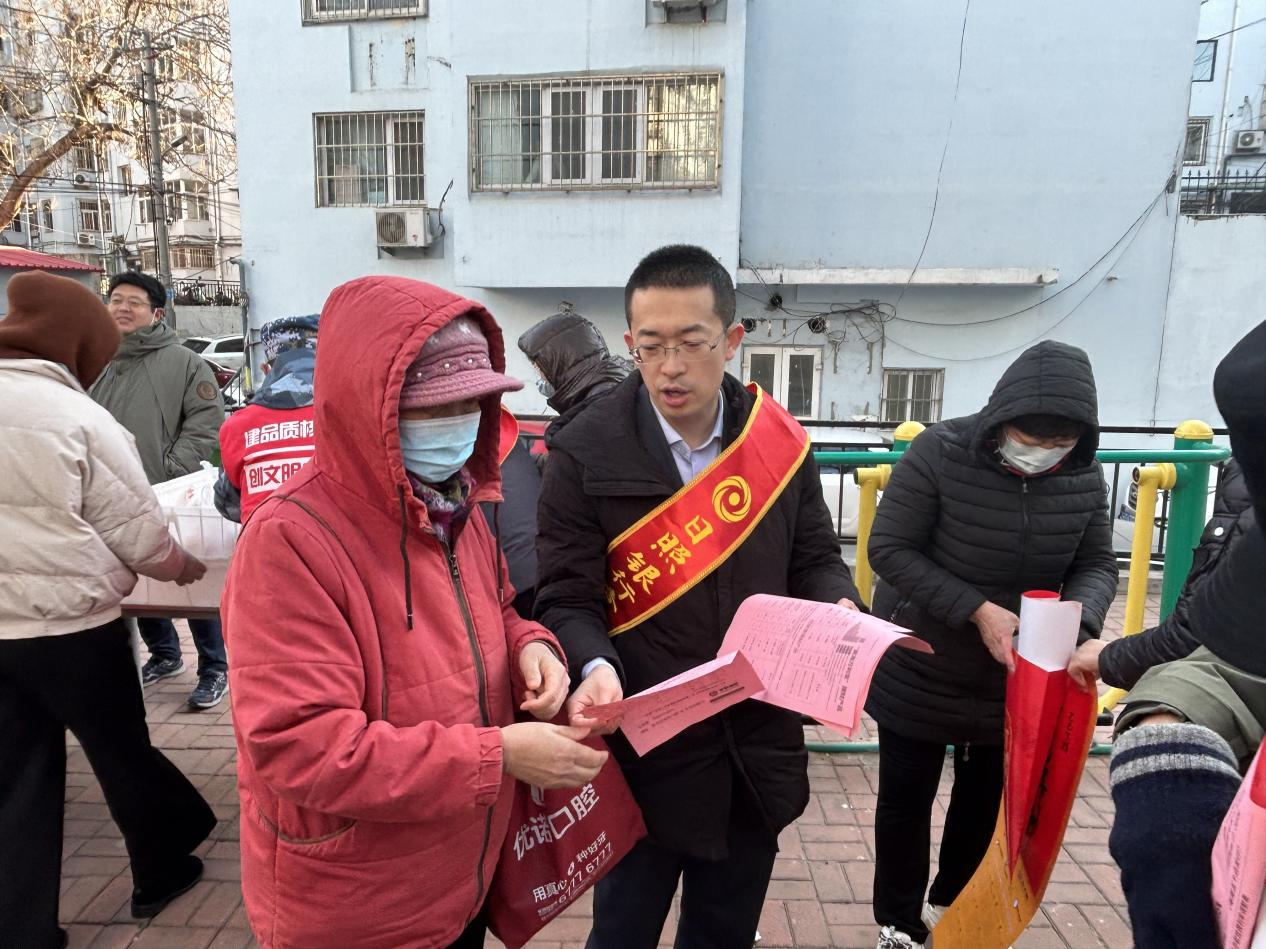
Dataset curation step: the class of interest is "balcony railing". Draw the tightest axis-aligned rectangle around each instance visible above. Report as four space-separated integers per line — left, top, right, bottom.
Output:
1180 170 1266 215
171 278 242 307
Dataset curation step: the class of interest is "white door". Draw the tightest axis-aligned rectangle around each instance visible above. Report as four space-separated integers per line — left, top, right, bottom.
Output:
741 346 822 419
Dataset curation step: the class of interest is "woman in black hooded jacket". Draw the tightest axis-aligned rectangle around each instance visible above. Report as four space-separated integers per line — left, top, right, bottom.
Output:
864 340 1118 949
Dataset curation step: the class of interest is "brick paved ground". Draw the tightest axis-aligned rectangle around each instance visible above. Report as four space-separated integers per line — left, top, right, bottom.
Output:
57 593 1153 948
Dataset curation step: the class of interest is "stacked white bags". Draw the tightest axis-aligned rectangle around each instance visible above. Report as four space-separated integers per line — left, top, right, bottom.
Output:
122 465 239 613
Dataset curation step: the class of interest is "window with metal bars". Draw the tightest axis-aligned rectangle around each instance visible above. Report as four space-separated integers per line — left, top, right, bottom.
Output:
314 111 425 207
881 369 944 424
70 145 100 172
171 245 215 270
470 72 722 191
166 181 210 221
303 0 426 24
77 199 112 233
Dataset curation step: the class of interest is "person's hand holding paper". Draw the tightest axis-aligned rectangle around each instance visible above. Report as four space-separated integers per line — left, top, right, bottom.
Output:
591 594 931 757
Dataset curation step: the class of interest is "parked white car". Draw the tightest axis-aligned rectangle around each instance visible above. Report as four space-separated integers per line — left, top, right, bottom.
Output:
182 335 246 372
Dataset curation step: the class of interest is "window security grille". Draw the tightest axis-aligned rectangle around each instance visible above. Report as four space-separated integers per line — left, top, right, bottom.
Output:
470 72 722 192
881 369 944 424
314 111 425 207
303 0 425 24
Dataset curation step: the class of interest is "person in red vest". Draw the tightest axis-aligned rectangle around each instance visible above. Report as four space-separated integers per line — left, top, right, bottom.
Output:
215 315 319 523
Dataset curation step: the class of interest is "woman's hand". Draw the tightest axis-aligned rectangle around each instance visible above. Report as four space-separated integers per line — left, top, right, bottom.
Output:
972 601 1019 673
518 641 568 720
500 722 607 788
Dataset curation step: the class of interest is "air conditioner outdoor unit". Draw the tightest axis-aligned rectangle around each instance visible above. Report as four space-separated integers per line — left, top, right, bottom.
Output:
72 172 91 188
375 208 432 249
76 232 93 246
1234 130 1265 153
652 0 723 21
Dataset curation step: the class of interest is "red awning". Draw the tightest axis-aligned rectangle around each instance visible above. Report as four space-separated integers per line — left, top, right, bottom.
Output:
0 246 100 272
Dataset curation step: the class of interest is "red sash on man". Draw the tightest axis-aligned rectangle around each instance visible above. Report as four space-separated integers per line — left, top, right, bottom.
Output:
605 385 810 636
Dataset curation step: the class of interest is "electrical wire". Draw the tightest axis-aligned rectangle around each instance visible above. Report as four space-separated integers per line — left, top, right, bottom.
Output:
880 187 1161 363
1202 15 1266 41
886 183 1170 327
893 0 972 312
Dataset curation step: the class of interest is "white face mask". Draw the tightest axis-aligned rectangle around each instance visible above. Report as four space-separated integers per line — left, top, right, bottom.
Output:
998 435 1074 475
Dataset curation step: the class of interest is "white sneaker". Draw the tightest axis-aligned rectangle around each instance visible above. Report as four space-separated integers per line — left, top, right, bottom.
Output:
921 901 948 930
876 925 924 949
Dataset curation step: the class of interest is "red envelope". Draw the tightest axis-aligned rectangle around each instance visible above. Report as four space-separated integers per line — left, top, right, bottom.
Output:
1004 651 1096 878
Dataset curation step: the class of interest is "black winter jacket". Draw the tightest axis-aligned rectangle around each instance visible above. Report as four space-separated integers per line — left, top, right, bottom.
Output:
1100 460 1255 689
480 439 541 603
535 373 860 858
1143 319 1266 680
865 341 1119 745
516 311 632 419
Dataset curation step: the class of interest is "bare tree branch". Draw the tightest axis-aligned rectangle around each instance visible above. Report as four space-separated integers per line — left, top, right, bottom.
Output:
0 0 234 229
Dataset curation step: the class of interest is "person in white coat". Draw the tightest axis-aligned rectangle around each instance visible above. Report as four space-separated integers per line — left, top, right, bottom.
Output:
0 271 218 948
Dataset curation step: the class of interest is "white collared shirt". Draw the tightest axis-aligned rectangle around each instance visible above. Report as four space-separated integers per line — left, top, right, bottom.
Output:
650 391 725 486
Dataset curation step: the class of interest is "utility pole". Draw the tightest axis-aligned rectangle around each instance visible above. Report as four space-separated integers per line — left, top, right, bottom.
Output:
140 30 175 327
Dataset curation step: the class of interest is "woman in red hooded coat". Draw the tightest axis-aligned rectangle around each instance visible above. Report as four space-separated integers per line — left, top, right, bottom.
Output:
223 277 606 948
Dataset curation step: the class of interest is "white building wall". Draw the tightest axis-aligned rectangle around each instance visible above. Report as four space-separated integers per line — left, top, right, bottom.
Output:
229 0 1255 425
1155 214 1266 428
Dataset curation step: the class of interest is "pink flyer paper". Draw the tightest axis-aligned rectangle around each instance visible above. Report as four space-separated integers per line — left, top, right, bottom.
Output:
587 652 763 756
1213 745 1266 949
720 594 930 735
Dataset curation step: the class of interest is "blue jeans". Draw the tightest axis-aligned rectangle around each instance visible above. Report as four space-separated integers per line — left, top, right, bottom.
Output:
137 616 227 678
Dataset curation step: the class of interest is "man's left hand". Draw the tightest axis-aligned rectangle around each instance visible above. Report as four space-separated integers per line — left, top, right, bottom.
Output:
837 597 859 611
519 641 568 720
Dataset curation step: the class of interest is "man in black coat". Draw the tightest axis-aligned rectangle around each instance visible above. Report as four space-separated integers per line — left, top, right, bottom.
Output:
1067 459 1265 767
864 340 1119 948
1059 319 1266 948
535 245 860 949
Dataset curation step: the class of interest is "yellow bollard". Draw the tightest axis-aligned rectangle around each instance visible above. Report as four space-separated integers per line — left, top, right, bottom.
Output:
854 423 922 609
892 420 926 447
1098 462 1176 714
853 465 890 609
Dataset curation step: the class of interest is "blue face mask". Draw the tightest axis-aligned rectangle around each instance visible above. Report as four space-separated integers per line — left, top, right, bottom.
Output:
398 411 481 483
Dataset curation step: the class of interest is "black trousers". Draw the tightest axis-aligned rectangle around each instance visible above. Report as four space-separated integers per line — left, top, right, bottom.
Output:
872 724 1003 944
586 783 778 949
0 620 216 947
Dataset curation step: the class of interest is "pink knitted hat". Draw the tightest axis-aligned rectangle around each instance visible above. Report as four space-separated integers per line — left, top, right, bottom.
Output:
399 316 523 409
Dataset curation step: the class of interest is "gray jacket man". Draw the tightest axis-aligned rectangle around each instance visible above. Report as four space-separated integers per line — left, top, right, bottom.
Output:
91 293 224 485
90 271 229 711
